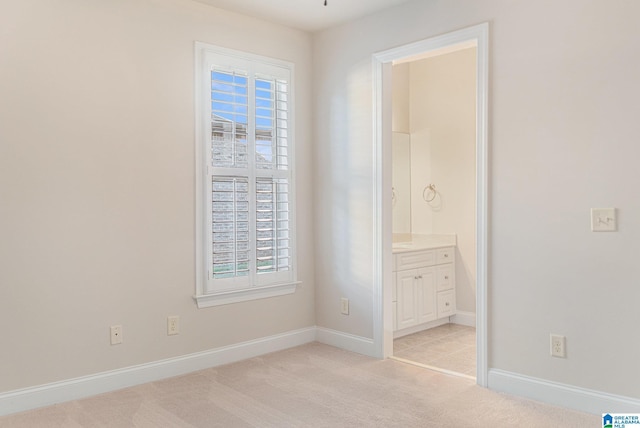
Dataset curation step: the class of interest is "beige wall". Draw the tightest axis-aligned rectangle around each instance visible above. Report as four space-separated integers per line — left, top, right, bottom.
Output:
3 0 640 406
409 48 477 313
0 0 314 393
391 132 411 234
391 64 412 236
392 63 410 134
313 0 640 398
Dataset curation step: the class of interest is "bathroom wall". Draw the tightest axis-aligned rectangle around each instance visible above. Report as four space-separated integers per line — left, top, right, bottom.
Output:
409 48 477 314
392 132 412 235
392 63 414 237
392 63 410 134
391 48 477 314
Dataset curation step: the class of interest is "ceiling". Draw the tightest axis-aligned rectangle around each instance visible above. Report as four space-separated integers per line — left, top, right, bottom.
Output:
191 0 415 32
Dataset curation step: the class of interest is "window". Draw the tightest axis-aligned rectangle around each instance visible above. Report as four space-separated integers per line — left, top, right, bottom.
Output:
194 43 298 308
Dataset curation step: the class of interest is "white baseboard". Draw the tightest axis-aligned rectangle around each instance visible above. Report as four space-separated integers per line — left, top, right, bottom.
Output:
393 318 449 339
488 369 640 415
0 326 316 417
451 311 476 327
315 327 376 357
6 329 639 418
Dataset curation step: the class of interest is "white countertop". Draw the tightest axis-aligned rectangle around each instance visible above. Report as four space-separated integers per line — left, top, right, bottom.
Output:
392 234 456 253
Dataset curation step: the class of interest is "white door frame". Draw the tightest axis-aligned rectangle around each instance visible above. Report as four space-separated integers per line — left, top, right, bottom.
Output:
372 23 489 386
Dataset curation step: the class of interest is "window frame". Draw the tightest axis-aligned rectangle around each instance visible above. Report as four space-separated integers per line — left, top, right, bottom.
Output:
194 42 299 308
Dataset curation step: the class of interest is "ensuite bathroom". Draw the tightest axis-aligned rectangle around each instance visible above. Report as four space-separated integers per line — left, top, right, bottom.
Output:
390 45 477 378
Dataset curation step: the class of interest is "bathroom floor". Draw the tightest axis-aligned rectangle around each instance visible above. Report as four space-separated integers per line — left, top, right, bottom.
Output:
393 323 476 378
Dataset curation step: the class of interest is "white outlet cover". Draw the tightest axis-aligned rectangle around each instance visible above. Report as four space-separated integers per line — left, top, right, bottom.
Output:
110 325 123 345
167 316 180 335
341 297 349 315
550 334 566 358
591 208 616 232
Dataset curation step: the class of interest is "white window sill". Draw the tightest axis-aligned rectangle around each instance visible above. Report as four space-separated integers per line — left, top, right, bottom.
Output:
194 281 300 308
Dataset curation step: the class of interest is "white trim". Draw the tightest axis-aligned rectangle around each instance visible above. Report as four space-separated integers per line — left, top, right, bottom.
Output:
315 327 377 357
488 369 640 415
372 23 489 386
0 327 316 417
194 42 206 301
194 281 300 308
194 41 298 303
475 22 490 389
371 58 393 359
392 40 478 65
451 311 476 327
391 356 476 381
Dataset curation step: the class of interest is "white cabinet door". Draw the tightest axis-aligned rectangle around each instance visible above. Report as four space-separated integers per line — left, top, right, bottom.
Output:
416 267 436 324
396 270 418 330
392 246 456 333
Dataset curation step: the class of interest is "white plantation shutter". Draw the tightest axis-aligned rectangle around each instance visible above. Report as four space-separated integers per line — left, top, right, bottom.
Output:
255 177 290 284
255 76 289 171
196 45 296 303
211 177 250 281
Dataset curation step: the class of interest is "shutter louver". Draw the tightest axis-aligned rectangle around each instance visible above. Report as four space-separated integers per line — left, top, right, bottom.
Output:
255 77 289 171
275 79 289 171
211 177 250 279
256 178 290 274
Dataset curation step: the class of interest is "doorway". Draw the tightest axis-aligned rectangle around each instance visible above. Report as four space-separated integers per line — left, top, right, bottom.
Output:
392 45 476 378
372 23 489 386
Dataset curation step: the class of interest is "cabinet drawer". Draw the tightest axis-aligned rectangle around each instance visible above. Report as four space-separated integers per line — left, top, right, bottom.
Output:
436 264 454 291
437 290 456 318
395 250 435 271
436 247 454 264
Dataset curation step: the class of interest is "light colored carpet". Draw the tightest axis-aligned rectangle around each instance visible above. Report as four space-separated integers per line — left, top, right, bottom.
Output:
0 342 597 427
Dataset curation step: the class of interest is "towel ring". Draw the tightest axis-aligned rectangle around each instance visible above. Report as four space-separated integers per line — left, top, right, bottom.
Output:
423 184 437 202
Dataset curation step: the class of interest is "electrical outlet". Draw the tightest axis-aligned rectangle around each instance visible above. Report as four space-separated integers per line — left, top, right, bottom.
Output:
550 334 566 358
110 325 123 345
167 316 180 336
341 297 349 315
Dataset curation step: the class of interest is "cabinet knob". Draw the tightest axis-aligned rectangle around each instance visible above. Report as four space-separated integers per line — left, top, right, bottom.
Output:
445 302 450 306
414 276 419 280
444 254 449 258
444 276 449 280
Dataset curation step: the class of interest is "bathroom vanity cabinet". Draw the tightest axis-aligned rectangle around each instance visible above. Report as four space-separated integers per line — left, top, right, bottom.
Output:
392 245 456 335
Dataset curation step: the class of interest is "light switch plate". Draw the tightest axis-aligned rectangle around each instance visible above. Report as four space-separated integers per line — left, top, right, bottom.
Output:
591 208 617 232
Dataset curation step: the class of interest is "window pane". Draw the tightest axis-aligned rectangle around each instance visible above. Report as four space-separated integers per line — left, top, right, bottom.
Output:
255 78 275 170
213 242 234 253
212 177 251 279
211 69 249 168
252 76 288 171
